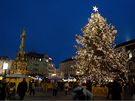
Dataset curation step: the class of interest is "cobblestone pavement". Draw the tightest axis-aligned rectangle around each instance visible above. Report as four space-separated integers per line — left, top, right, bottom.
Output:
24 87 107 100
25 87 72 100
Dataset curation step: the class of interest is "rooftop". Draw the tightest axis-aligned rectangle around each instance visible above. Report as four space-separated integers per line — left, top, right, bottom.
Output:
116 39 135 48
61 58 74 63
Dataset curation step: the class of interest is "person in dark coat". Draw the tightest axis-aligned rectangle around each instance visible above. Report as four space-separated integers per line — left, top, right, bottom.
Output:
111 79 122 100
132 82 135 100
106 82 112 99
72 83 93 100
86 80 92 92
0 78 7 100
29 79 35 96
17 78 28 100
7 82 16 100
124 80 134 100
52 80 58 96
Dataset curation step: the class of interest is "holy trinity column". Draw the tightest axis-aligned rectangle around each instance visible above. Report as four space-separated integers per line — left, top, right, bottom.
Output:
11 29 27 74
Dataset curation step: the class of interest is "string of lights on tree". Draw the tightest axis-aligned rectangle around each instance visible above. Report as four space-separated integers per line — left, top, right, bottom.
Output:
73 6 129 83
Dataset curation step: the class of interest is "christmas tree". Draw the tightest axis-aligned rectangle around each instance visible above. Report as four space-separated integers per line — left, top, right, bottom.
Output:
74 6 128 82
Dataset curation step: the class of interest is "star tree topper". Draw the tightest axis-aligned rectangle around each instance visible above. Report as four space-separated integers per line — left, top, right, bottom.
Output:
93 6 98 12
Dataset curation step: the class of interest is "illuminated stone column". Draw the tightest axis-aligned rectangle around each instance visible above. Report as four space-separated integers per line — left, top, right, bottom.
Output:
11 29 28 74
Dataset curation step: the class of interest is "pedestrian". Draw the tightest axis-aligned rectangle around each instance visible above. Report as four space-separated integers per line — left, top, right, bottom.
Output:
106 82 112 99
132 82 135 100
0 78 7 100
29 79 35 96
7 82 16 100
86 80 92 92
72 83 93 100
64 81 70 95
43 82 48 92
111 79 122 100
52 80 58 96
83 87 93 100
125 80 134 100
17 78 28 100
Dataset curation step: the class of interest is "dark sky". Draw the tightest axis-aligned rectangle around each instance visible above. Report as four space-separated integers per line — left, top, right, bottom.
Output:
0 0 135 67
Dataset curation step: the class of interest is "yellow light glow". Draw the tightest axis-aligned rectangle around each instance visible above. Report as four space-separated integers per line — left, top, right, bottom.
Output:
0 76 3 80
3 62 8 69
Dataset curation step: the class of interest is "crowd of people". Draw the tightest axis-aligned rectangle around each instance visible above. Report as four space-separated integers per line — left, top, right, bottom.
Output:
106 78 135 100
0 77 135 100
40 78 94 100
47 77 135 100
41 79 94 100
0 78 36 100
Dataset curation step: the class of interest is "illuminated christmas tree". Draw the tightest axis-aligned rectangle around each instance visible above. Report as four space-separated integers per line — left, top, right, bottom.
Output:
74 6 128 82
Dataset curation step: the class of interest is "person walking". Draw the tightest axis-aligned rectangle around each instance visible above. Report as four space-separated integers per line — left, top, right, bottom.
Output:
52 80 58 96
86 80 92 92
132 82 135 100
106 82 112 99
126 80 134 100
7 82 16 100
72 83 93 100
29 79 35 96
17 78 28 100
64 82 70 95
0 78 7 100
111 79 122 100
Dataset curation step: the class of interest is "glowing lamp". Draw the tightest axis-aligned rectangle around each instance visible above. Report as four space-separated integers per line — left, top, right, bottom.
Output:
3 62 8 70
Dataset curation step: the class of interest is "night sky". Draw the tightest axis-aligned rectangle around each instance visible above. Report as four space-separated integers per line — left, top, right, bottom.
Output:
0 0 135 67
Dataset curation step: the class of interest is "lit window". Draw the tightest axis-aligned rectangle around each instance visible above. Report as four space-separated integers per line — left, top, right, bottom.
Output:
129 52 132 59
39 59 42 61
3 62 8 69
46 60 49 62
133 49 135 57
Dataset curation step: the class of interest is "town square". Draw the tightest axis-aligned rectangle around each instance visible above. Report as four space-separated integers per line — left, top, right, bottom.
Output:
0 0 135 100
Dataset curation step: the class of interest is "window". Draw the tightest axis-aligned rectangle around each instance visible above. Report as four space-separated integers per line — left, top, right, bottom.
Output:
129 52 132 59
128 61 134 70
128 50 132 59
133 49 135 57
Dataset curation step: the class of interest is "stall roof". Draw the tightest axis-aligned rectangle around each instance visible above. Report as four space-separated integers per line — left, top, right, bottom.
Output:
6 74 28 78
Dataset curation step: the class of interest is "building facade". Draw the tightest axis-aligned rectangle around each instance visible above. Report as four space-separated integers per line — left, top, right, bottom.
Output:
59 58 76 78
0 56 13 75
56 68 62 78
116 39 135 80
48 63 56 78
25 52 56 77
